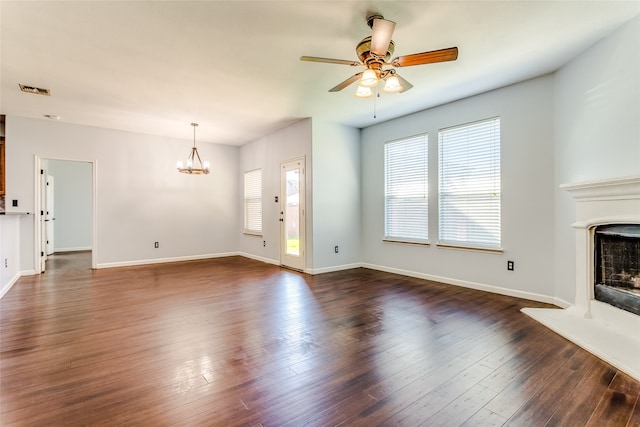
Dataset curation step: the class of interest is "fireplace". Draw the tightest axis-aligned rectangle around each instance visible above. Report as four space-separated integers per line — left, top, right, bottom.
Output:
594 224 640 316
522 176 640 381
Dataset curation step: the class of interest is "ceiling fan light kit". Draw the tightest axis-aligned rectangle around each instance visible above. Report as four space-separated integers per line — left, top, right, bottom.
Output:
301 13 458 98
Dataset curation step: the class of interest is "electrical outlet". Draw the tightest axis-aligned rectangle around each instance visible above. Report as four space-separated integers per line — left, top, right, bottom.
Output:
263 240 266 247
507 260 514 271
12 200 18 207
154 242 159 249
4 258 7 268
334 245 339 253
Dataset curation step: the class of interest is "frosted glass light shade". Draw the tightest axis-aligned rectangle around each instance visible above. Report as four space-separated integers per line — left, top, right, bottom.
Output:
359 69 379 87
382 75 402 93
355 86 373 98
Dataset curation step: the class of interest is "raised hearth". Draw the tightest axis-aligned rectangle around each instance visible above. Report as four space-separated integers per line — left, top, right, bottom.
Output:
522 176 640 381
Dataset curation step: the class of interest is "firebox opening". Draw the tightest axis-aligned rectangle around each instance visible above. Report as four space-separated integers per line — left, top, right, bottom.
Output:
594 224 640 316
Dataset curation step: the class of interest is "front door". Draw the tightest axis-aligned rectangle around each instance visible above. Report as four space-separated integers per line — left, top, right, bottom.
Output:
280 158 305 271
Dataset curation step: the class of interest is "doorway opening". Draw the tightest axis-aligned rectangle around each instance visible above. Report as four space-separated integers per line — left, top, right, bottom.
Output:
36 157 96 272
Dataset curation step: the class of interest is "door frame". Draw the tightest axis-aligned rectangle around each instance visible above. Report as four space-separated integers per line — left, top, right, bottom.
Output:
34 156 97 271
279 156 306 271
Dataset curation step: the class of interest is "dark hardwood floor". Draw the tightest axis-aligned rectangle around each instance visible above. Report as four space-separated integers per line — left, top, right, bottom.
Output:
1 253 639 426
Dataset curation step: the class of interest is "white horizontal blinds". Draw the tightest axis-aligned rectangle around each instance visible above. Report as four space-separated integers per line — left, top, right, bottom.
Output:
439 118 501 248
244 169 262 234
384 134 429 242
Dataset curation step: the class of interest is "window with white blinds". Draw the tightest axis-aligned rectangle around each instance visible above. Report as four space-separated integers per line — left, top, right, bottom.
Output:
244 169 262 235
384 134 429 243
438 117 501 249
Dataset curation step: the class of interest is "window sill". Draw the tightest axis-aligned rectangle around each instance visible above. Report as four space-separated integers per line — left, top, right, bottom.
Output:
436 242 503 254
243 231 263 237
383 239 430 246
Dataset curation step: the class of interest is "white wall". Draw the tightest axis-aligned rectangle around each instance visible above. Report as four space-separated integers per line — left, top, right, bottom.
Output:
361 76 556 301
0 215 23 297
238 119 313 266
6 117 239 271
47 159 93 252
553 15 640 304
311 121 361 272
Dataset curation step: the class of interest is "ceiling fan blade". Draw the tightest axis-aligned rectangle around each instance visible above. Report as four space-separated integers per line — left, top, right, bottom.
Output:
392 47 458 67
300 56 361 66
329 73 363 92
395 74 413 92
370 18 396 56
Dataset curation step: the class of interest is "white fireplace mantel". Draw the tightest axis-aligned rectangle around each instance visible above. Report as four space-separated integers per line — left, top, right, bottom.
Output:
522 175 640 381
560 175 640 201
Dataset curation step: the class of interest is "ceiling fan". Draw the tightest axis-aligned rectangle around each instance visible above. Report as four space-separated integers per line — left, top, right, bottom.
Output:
300 14 458 97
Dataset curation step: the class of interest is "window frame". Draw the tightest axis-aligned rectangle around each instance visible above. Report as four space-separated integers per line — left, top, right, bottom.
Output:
243 168 263 236
383 133 429 245
438 117 502 252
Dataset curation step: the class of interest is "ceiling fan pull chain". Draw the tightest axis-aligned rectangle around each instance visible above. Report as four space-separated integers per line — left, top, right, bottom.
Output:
373 87 377 119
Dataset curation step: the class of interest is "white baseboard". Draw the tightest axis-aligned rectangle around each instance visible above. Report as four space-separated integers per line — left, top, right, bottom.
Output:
306 263 363 275
237 252 279 266
54 247 92 253
361 262 561 306
96 252 240 269
236 256 561 306
21 250 563 309
0 273 21 299
551 297 573 309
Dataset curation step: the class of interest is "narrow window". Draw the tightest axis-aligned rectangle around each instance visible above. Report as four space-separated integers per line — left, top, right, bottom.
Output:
244 169 262 235
439 117 501 249
384 134 429 243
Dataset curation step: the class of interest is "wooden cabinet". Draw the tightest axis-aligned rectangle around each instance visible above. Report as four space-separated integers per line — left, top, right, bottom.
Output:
0 139 5 196
0 114 5 195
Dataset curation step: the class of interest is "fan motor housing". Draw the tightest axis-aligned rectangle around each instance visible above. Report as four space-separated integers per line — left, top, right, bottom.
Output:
356 36 394 63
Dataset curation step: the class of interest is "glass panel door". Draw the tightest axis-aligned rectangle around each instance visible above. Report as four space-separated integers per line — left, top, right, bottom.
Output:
285 168 300 256
280 158 305 271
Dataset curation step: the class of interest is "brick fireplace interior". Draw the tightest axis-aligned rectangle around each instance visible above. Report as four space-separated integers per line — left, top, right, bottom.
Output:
594 224 640 316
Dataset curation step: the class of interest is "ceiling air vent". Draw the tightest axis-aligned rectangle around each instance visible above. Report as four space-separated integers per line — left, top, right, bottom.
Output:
19 84 51 96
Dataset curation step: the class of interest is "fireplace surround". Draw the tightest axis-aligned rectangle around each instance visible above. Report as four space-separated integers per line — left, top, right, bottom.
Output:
522 176 640 381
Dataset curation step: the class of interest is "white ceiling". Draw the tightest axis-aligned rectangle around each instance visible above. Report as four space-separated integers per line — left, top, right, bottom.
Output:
1 1 639 146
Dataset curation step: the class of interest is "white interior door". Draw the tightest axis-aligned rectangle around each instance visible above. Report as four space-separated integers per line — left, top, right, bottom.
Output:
45 175 55 256
280 158 305 271
39 169 47 272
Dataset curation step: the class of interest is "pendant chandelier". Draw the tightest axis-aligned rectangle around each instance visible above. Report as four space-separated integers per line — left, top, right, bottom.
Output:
177 123 210 174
